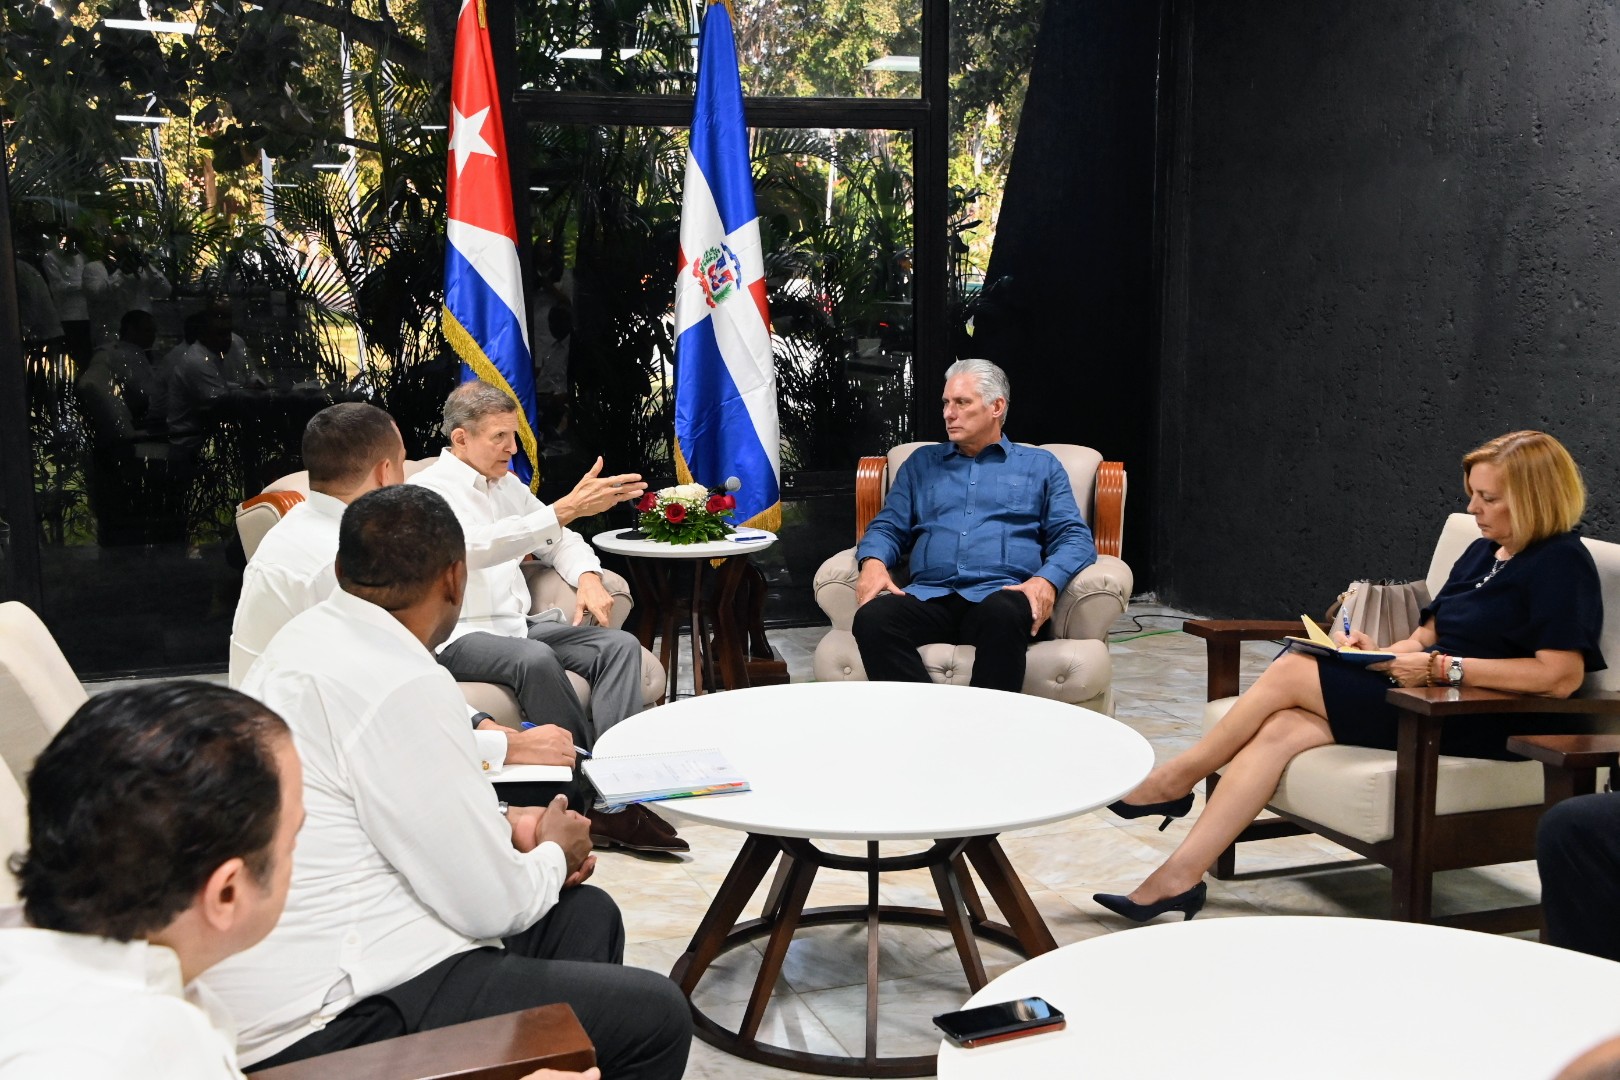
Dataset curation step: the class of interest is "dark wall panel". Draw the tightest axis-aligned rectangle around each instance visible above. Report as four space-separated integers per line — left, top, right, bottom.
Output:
1155 0 1620 617
974 0 1165 573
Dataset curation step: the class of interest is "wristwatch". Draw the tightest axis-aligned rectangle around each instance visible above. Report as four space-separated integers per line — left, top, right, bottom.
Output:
1447 657 1464 687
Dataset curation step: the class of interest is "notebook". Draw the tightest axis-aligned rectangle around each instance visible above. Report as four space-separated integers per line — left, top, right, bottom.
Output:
1284 616 1396 667
582 749 749 811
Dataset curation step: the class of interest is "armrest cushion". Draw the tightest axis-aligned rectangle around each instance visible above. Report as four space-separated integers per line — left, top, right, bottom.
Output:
248 1003 595 1079
1051 555 1133 641
524 564 634 631
814 547 861 630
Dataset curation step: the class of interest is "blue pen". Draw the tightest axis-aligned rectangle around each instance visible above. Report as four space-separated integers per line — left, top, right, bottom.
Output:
520 721 591 759
730 535 769 543
1341 605 1353 642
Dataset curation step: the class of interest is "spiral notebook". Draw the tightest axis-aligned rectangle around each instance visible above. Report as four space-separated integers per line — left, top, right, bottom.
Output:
581 749 749 811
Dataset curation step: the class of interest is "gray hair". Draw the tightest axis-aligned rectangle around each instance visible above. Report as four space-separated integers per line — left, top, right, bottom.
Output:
944 358 1010 420
441 380 519 439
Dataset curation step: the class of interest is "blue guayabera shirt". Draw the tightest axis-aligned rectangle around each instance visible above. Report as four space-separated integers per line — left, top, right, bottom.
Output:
854 436 1097 602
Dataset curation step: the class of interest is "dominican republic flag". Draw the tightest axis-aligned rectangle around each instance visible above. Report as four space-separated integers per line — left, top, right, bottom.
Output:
443 0 541 487
674 0 780 531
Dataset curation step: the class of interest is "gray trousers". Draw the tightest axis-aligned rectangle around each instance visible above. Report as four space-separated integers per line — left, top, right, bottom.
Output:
438 621 643 748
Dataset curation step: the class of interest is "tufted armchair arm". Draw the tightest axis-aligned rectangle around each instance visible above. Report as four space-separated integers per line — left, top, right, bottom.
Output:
525 562 635 630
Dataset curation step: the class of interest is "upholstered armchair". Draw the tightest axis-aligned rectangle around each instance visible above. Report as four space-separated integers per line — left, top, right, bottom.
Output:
811 443 1132 714
236 466 667 721
0 600 87 903
1188 513 1620 931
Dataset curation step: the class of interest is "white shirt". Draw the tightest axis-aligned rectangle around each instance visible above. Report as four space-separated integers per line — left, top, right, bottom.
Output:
409 449 602 643
0 908 243 1079
230 492 345 687
204 589 567 1065
84 260 170 347
229 491 508 769
41 250 88 322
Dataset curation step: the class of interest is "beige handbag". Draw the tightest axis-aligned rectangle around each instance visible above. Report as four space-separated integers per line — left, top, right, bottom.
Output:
1327 580 1432 647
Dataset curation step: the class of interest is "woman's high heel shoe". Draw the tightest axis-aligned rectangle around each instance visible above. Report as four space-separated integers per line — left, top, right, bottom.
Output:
1092 881 1207 923
1106 792 1195 831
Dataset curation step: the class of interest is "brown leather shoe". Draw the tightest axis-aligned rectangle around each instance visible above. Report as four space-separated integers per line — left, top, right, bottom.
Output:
588 805 689 853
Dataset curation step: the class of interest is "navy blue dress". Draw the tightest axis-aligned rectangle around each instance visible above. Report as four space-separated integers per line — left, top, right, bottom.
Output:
1315 530 1606 760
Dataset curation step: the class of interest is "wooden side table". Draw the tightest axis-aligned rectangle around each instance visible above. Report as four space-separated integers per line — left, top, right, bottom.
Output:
591 528 787 697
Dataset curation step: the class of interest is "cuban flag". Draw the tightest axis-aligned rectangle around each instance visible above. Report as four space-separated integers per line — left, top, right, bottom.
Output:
442 0 541 487
673 0 780 531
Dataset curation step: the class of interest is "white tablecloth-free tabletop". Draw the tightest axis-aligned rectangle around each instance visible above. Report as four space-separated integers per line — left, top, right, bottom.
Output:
936 916 1620 1079
590 526 777 560
591 681 1153 842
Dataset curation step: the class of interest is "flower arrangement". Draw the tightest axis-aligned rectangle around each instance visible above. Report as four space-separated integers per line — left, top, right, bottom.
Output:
635 482 738 544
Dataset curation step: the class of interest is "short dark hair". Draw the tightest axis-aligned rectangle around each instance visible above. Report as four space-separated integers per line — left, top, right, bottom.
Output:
13 682 289 941
118 309 155 340
337 485 465 609
302 403 401 490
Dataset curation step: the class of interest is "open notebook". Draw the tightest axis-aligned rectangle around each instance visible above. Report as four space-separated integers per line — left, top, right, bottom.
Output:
1284 617 1395 667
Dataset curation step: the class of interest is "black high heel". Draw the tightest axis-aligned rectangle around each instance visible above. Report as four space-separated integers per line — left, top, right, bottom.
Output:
1092 881 1207 923
1106 792 1195 831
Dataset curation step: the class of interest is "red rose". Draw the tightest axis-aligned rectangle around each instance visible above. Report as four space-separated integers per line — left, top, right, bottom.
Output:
636 492 657 513
665 503 687 523
706 494 728 514
721 494 737 510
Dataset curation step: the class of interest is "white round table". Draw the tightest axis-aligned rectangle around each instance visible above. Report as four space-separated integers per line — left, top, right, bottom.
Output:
591 527 779 696
594 681 1154 1076
936 916 1620 1079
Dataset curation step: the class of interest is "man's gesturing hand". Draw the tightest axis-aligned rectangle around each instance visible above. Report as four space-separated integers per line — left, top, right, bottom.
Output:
553 456 647 525
536 794 596 883
572 572 615 626
501 721 575 766
855 558 906 607
1002 576 1057 636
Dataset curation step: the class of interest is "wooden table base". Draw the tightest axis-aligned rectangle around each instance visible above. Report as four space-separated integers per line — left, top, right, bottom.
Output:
620 556 788 701
669 833 1058 1077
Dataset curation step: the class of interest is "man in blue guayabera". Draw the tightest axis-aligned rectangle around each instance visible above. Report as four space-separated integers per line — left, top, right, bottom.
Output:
851 358 1097 693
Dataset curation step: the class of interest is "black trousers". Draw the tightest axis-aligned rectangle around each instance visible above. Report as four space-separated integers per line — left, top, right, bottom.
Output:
851 589 1048 693
253 885 690 1080
1538 792 1620 963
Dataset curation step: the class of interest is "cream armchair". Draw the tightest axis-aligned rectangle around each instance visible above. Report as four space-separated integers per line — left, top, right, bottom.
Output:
1188 513 1620 930
236 465 667 722
0 601 92 901
811 443 1132 714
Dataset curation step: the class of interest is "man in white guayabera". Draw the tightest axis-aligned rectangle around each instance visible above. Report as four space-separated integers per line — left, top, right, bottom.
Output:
410 380 686 853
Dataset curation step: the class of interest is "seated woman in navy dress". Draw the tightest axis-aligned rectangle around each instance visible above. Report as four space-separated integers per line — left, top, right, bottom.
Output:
1093 430 1605 923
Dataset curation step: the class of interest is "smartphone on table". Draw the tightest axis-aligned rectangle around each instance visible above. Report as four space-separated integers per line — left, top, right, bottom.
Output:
933 996 1066 1047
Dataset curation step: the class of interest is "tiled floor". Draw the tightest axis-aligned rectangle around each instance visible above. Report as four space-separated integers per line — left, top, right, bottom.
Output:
603 606 1542 1079
86 605 1543 1078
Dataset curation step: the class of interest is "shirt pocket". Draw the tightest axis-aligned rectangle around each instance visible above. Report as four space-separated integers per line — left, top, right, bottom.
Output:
998 474 1033 513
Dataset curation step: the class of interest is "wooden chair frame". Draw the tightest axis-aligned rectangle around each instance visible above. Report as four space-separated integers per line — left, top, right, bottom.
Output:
247 1003 594 1080
1187 619 1620 933
853 454 1127 558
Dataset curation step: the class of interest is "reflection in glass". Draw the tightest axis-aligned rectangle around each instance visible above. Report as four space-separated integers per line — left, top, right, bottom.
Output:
527 123 914 482
516 0 921 98
3 0 459 672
